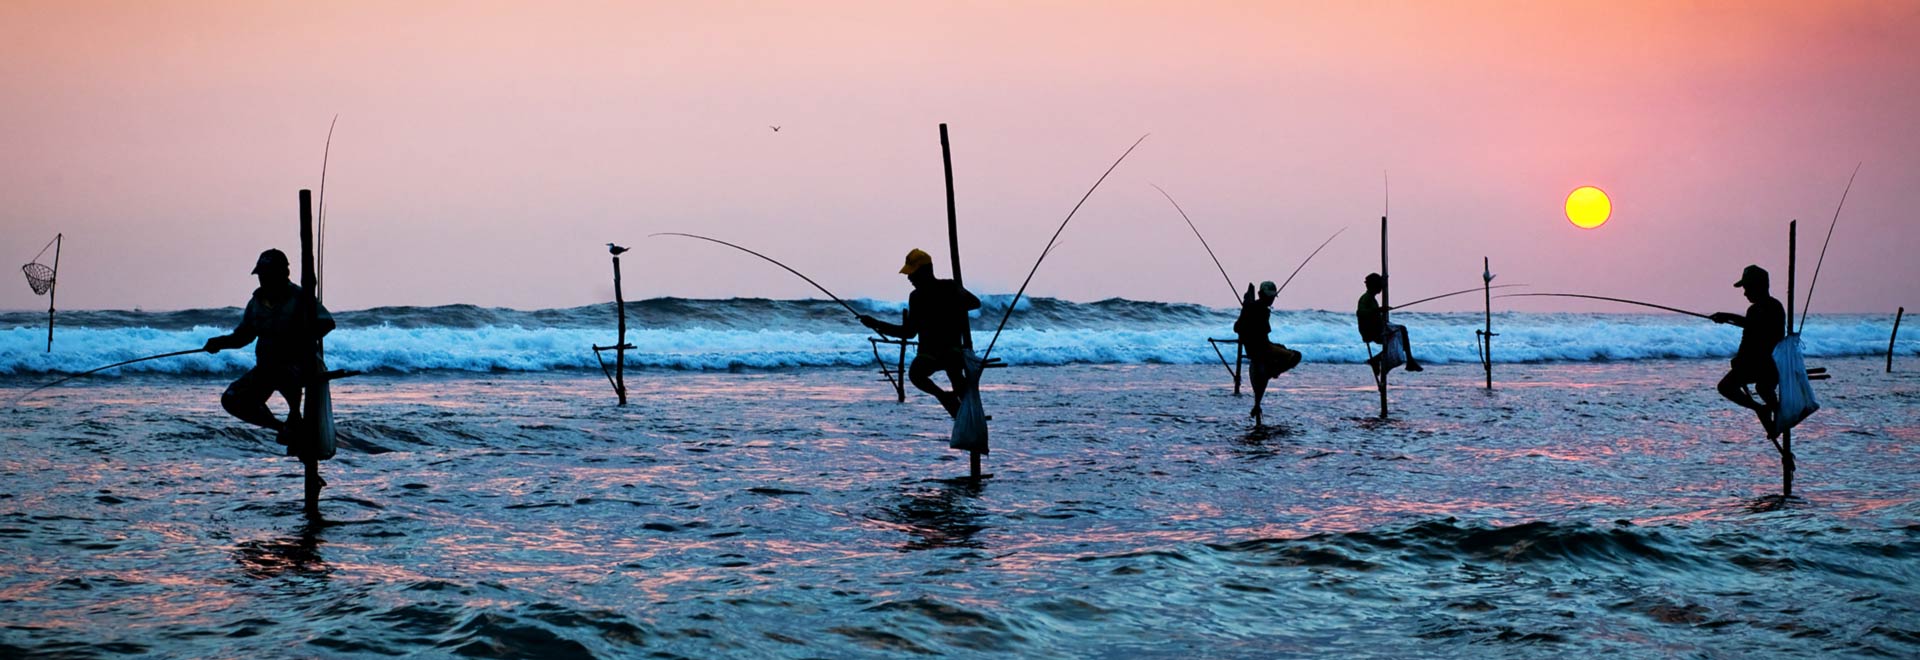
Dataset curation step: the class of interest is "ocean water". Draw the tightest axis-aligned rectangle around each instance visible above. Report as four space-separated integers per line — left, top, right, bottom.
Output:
2 349 1917 657
2 298 1914 376
0 301 1912 656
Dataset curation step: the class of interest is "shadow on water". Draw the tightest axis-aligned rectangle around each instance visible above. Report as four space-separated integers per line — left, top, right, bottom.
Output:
231 519 330 581
1743 494 1807 514
870 478 987 552
1239 421 1298 445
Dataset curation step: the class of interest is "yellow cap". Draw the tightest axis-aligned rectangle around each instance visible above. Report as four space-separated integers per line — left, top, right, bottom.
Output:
900 248 933 275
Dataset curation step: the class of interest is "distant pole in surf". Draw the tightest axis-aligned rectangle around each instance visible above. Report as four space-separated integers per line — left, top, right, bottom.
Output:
940 123 983 480
1481 256 1494 391
46 234 60 352
1377 214 1390 419
613 254 629 406
298 190 324 516
1891 307 1905 373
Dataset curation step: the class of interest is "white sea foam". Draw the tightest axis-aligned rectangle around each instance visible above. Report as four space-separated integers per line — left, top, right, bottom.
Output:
1 301 1911 375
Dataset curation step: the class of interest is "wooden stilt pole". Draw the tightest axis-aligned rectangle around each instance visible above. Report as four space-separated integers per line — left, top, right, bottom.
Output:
1482 256 1493 390
298 190 323 516
613 255 628 406
940 123 982 479
1377 215 1389 419
1891 307 1905 373
1233 342 1244 396
1782 220 1796 499
45 234 60 352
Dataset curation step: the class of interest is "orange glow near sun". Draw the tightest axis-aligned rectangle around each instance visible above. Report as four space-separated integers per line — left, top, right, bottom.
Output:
1565 186 1611 230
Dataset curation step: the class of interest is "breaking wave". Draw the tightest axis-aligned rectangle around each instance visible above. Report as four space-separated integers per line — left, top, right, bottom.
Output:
1 298 1911 375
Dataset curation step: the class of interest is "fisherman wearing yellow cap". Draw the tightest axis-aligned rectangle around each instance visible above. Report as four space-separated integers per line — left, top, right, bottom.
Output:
1234 280 1303 422
860 249 983 417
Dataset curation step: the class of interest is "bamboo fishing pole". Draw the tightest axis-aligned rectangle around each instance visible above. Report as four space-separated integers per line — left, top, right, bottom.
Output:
11 348 210 406
1149 184 1237 302
648 233 862 318
1495 293 1713 320
1797 162 1860 332
980 134 1149 362
1389 284 1527 311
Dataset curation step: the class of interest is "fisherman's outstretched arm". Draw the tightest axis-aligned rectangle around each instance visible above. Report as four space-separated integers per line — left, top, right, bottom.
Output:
1710 312 1746 327
859 314 914 339
204 306 258 352
959 287 981 311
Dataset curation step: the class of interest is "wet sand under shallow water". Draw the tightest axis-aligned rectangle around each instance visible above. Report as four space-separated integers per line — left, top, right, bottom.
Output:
1 357 1916 657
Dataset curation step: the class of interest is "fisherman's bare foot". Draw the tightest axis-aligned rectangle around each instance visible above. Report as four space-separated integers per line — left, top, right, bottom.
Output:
1759 409 1780 440
1250 405 1263 420
1406 359 1424 372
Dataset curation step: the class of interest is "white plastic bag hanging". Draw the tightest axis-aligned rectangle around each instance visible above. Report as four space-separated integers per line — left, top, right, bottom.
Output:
1773 334 1819 431
950 350 989 454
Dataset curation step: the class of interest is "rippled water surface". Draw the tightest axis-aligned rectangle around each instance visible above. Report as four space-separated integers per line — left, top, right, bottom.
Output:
3 358 1917 657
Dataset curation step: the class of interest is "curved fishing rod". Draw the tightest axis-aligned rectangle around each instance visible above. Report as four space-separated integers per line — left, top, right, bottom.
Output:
1798 162 1861 332
1388 284 1527 311
11 348 210 407
316 115 338 301
649 232 860 318
1273 226 1348 297
1148 183 1237 302
982 134 1150 361
1495 293 1712 320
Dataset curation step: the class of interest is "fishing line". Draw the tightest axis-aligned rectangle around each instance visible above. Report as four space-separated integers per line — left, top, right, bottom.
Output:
1798 162 1860 332
649 233 860 318
1389 284 1527 311
1496 293 1712 320
1148 184 1236 302
981 134 1149 361
10 348 210 407
1273 226 1348 297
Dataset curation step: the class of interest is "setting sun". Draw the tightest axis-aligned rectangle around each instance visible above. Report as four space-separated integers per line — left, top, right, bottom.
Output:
1565 186 1611 229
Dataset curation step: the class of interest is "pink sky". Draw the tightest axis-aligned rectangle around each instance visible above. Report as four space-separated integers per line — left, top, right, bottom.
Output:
3 1 1916 314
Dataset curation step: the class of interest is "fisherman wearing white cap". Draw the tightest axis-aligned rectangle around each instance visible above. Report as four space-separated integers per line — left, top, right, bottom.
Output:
203 249 335 449
1235 280 1304 422
860 248 982 417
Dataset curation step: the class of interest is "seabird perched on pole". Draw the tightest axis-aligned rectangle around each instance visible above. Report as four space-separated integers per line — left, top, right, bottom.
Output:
607 243 629 256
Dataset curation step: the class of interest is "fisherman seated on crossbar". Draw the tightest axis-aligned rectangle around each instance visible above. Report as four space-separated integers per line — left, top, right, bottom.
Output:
1357 273 1423 374
1710 264 1785 440
860 249 982 418
1236 281 1304 421
203 249 335 452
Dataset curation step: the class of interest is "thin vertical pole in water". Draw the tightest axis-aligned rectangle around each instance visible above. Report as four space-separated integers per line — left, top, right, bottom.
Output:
1782 220 1796 499
45 234 60 352
1483 256 1493 391
613 255 628 406
940 123 981 479
1233 342 1244 396
1891 307 1905 373
298 190 323 516
1377 215 1390 419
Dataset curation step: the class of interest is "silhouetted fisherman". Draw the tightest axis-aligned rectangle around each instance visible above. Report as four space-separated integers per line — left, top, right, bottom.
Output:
1235 281 1303 421
203 249 335 448
1711 264 1785 439
1357 273 1423 373
860 248 981 417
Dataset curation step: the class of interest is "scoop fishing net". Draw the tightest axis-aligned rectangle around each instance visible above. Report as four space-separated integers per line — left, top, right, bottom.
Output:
22 262 54 295
22 235 57 295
